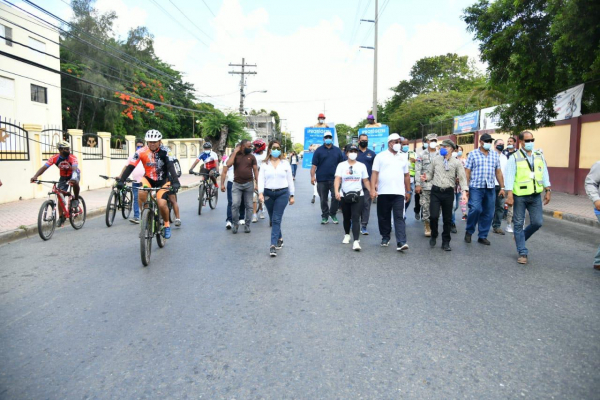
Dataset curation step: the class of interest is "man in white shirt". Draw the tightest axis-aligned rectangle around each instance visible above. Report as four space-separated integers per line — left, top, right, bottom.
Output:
370 133 412 251
492 138 508 235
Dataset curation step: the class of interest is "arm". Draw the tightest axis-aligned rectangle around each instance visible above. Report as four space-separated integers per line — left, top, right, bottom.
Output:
414 158 422 193
226 147 238 168
189 159 200 173
257 165 265 196
404 173 411 203
540 154 552 205
252 164 259 189
31 165 49 182
220 166 228 192
585 162 600 210
119 165 135 185
310 165 317 185
334 176 342 200
457 162 469 202
495 167 505 197
504 156 516 206
286 162 295 199
370 170 379 199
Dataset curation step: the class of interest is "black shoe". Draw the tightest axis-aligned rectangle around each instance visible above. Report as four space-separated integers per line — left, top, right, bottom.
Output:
380 239 389 247
464 233 472 243
276 238 284 249
270 245 277 257
451 223 457 234
58 216 66 227
442 242 451 251
232 224 238 234
478 238 491 245
311 195 315 204
70 199 79 210
429 237 436 248
415 212 421 220
244 225 251 233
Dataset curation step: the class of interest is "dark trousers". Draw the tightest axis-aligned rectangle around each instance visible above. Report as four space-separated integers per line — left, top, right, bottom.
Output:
361 187 372 227
342 195 364 240
226 181 245 222
376 194 407 244
430 186 455 244
317 180 339 219
492 185 506 229
264 188 289 246
414 191 421 215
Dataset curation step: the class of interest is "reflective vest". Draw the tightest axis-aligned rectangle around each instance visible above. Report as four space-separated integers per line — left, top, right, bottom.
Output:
513 150 544 196
408 151 416 176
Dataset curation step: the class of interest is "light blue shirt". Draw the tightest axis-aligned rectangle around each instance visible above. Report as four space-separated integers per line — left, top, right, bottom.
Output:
505 150 551 191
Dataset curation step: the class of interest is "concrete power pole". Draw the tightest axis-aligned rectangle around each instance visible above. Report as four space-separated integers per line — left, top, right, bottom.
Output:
228 58 257 114
360 0 378 120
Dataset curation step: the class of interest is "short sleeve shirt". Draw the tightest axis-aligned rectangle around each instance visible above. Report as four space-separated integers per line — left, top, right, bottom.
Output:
233 152 257 184
356 148 377 177
372 150 409 195
45 154 78 177
465 148 500 189
198 150 219 170
312 145 344 182
335 161 369 195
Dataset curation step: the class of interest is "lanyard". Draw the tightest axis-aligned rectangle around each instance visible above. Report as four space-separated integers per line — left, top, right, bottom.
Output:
520 149 534 172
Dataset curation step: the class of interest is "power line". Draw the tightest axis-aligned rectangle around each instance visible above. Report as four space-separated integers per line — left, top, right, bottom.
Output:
149 0 210 47
167 0 212 41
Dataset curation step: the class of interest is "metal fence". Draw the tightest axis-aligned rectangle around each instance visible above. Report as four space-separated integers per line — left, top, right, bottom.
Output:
0 118 30 161
110 135 128 159
41 126 71 160
82 133 103 160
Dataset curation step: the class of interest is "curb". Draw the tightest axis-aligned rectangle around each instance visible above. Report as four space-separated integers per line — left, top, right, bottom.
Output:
0 183 200 246
542 209 600 229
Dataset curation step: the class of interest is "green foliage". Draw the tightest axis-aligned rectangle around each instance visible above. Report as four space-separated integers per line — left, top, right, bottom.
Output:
335 124 358 148
293 143 304 154
200 110 246 147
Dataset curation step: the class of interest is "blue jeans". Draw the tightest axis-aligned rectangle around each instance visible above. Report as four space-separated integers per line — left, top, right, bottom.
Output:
132 182 141 218
291 164 297 177
466 187 495 239
451 191 461 224
264 188 289 246
595 214 600 266
513 193 544 256
226 181 245 222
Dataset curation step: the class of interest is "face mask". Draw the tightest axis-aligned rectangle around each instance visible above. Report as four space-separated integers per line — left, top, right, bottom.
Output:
524 142 534 151
324 138 333 145
482 143 492 151
244 147 252 155
423 143 429 149
440 148 448 156
429 141 438 149
348 153 358 161
136 145 143 150
60 151 70 158
204 150 211 154
271 149 281 158
457 151 463 156
496 144 505 151
318 119 325 124
392 143 401 152
507 144 514 149
402 145 409 153
452 152 458 158
359 141 368 148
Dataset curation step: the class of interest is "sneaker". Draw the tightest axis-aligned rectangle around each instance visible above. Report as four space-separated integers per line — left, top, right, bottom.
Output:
226 221 232 230
361 226 369 235
58 216 66 227
380 239 390 247
259 211 265 219
174 218 181 227
477 238 491 245
397 242 409 251
321 218 328 224
517 255 528 264
276 238 284 249
71 199 79 210
164 227 171 239
493 228 505 235
252 214 258 223
462 214 467 221
429 237 436 248
239 220 246 225
270 245 277 257
505 224 514 233
353 240 361 251
130 217 140 224
244 224 251 233
415 211 420 220
342 234 351 244
442 242 451 251
331 216 339 224
232 224 238 234
311 195 315 204
450 223 457 234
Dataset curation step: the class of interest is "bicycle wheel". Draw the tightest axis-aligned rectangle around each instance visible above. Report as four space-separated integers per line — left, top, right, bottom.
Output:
37 200 56 241
121 188 133 219
69 196 87 230
174 159 182 178
209 184 218 209
140 208 153 266
198 183 204 215
156 214 166 248
105 190 117 227
168 195 176 223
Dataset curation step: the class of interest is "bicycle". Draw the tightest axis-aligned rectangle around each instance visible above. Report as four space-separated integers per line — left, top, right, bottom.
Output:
99 175 133 227
34 180 87 241
138 186 176 266
192 171 219 215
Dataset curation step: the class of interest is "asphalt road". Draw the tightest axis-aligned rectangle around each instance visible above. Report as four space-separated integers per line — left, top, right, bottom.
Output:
1 169 599 399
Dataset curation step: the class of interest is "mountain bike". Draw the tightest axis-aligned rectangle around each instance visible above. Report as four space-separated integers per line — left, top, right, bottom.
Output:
192 171 219 215
34 180 87 241
139 187 177 266
99 175 133 227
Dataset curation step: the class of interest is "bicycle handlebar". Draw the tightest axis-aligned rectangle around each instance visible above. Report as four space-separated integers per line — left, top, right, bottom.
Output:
99 175 132 183
192 172 221 178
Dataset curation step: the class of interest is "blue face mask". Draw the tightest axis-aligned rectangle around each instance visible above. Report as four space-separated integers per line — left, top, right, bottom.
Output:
324 138 333 145
507 145 514 149
402 145 409 153
483 143 492 151
423 143 429 149
440 148 448 156
524 142 534 151
271 149 281 158
457 151 463 156
136 145 143 150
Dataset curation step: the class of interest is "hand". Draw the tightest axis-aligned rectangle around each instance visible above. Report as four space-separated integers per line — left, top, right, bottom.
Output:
505 192 514 207
543 190 551 205
220 185 226 193
595 200 600 211
259 193 264 203
415 185 422 194
30 177 37 183
311 176 316 185
461 192 468 204
189 169 194 175
289 196 295 205
405 193 411 203
116 181 125 190
335 192 341 201
233 144 241 153
498 189 505 198
68 180 76 186
371 190 378 200
420 173 427 182
170 182 181 193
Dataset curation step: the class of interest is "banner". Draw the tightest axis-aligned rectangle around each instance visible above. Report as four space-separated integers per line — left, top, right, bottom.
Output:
479 106 501 131
453 111 480 134
302 127 335 169
553 83 584 120
357 125 389 154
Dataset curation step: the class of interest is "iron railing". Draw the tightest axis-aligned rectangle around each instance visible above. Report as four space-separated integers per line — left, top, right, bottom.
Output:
0 118 30 161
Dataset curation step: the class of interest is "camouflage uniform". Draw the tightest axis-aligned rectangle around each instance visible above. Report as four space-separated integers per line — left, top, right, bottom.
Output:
415 135 439 223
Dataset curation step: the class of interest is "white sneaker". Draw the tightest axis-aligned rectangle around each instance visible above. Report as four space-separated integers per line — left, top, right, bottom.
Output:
226 221 232 230
505 224 513 233
174 218 181 227
239 220 245 225
259 211 265 219
342 234 351 244
252 214 258 223
353 240 361 251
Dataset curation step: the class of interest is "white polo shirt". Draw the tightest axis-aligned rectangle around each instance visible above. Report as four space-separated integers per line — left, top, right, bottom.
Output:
372 150 409 196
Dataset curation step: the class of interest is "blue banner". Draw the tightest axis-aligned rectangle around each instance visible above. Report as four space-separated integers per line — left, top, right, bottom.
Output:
453 111 480 134
302 127 335 169
358 125 389 154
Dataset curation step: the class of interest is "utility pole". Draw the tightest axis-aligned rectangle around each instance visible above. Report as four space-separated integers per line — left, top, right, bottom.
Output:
360 0 378 120
228 58 257 114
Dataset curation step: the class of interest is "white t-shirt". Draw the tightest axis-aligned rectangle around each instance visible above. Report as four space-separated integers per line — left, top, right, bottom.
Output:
495 152 508 186
372 150 409 195
226 165 234 183
335 161 369 195
254 152 267 169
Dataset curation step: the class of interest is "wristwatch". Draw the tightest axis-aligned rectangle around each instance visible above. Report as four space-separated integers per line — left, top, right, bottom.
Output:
545 188 552 192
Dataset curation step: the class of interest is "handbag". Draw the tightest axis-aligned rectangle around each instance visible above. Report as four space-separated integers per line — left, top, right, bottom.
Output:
343 190 361 203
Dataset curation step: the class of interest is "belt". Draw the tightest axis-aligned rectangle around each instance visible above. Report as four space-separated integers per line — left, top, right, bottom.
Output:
265 187 287 192
432 185 454 192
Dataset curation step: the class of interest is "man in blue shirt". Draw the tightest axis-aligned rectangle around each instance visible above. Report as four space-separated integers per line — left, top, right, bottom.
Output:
356 132 376 234
311 131 344 224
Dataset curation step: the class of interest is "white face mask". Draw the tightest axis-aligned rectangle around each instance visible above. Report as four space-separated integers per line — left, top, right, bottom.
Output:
318 119 325 124
429 141 438 149
204 150 211 154
348 153 357 161
452 152 458 158
392 143 401 152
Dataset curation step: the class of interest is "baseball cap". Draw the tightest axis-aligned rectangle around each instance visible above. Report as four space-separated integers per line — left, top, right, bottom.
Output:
425 133 438 141
318 113 325 119
345 144 359 152
367 114 375 120
323 131 333 138
480 133 494 142
388 133 401 142
441 139 457 149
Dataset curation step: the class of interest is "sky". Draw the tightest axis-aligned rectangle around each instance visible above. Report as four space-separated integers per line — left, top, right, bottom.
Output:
23 0 483 143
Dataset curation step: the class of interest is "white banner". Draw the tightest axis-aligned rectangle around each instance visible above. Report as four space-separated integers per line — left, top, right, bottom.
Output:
479 106 501 131
553 83 584 120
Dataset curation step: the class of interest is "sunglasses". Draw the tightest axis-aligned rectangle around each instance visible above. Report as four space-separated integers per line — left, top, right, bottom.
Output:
271 147 281 150
349 166 353 175
523 138 535 143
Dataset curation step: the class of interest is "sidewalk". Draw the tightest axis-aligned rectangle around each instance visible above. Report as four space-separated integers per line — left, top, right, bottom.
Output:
542 191 599 228
0 174 200 243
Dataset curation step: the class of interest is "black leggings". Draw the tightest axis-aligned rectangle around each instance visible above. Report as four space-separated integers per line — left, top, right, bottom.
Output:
341 195 364 241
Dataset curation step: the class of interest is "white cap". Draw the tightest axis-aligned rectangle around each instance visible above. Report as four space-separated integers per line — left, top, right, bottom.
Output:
388 133 400 142
323 131 333 138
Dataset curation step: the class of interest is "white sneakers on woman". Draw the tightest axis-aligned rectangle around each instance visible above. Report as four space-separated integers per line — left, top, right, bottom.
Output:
342 234 351 244
352 241 361 251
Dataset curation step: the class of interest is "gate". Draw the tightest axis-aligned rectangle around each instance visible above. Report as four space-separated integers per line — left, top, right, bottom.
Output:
82 133 103 160
41 126 71 160
0 118 30 161
110 135 128 159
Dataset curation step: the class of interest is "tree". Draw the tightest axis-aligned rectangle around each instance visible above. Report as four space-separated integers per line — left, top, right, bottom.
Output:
463 0 600 134
199 111 246 156
293 143 304 154
335 123 357 148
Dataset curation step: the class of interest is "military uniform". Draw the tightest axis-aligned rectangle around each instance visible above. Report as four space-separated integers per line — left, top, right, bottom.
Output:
415 148 438 224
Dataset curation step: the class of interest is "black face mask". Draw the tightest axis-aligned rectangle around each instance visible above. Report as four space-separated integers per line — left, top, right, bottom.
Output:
60 151 70 158
496 144 505 151
359 141 368 148
243 147 252 155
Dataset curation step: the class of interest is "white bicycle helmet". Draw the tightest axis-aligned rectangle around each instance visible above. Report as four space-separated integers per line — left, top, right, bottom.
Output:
144 129 163 141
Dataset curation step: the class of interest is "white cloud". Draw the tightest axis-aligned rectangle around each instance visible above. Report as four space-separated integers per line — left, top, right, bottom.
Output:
95 0 148 39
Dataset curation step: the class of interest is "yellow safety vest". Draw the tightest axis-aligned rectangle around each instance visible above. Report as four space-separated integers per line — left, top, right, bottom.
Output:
513 150 544 196
408 151 416 176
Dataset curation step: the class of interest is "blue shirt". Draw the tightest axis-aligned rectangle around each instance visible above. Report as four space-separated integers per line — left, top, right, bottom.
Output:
312 145 344 182
504 149 551 192
356 148 377 177
465 148 500 189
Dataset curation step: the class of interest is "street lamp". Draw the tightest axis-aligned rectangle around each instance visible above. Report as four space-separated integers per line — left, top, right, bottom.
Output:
244 90 268 97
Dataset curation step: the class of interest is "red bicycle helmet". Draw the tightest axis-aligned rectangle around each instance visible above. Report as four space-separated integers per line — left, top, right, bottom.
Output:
253 139 266 153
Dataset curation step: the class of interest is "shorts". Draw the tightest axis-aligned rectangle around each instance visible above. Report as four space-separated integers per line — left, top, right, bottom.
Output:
58 175 77 192
200 166 217 176
141 176 171 200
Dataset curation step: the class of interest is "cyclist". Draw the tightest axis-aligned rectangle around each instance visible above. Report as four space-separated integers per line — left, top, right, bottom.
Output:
189 142 219 187
117 129 180 239
167 155 181 227
30 141 80 226
252 139 268 222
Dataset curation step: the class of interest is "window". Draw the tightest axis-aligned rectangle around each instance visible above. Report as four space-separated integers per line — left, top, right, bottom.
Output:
0 24 12 46
31 84 47 104
28 37 45 61
0 76 15 98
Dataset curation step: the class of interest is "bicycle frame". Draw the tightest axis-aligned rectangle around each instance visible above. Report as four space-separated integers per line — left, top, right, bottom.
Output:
139 188 162 236
37 180 77 218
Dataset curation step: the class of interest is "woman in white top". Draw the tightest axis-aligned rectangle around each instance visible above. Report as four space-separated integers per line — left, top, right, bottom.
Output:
258 140 295 257
334 144 372 251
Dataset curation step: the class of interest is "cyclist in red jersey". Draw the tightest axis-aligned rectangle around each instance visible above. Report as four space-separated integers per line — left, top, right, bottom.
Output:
118 129 180 239
30 141 81 225
189 142 219 187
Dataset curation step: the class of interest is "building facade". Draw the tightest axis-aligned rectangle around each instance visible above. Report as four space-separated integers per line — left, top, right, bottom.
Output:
245 113 275 141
